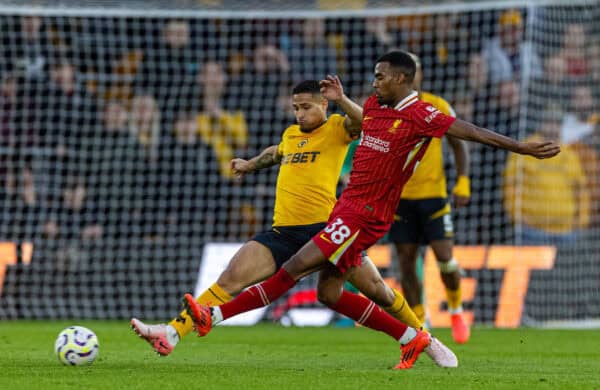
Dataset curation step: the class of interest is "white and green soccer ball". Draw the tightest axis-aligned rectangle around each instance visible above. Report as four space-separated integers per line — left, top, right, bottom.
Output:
54 326 99 366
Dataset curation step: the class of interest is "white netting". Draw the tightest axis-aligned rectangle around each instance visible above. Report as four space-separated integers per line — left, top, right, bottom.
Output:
0 1 598 325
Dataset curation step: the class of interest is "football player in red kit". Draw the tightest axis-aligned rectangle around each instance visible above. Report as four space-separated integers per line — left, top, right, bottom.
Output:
182 51 560 369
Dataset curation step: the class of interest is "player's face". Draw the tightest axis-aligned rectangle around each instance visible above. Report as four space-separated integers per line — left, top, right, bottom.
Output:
372 62 404 106
292 93 327 131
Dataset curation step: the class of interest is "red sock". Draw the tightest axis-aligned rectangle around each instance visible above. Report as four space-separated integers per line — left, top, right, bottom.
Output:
220 268 296 320
330 291 408 340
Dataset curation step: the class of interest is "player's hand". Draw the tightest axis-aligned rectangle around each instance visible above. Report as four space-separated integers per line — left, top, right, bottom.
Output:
453 194 470 210
452 175 470 210
518 141 561 159
230 158 254 179
320 75 344 102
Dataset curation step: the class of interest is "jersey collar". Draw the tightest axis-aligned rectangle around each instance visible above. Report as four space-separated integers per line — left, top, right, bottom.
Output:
393 91 419 111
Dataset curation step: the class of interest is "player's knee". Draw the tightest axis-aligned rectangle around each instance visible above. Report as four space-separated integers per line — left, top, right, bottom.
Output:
437 258 459 274
316 285 342 307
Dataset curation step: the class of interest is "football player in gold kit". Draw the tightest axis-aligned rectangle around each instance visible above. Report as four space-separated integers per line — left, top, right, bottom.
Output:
131 80 423 356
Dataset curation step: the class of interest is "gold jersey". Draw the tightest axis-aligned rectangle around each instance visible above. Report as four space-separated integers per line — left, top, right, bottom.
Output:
273 114 349 226
401 91 456 199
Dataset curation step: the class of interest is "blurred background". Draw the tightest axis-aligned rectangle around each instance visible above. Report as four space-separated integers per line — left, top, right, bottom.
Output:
0 0 598 327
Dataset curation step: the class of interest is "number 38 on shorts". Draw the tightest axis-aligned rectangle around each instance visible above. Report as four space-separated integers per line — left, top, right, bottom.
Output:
323 218 353 244
321 217 352 245
316 216 363 268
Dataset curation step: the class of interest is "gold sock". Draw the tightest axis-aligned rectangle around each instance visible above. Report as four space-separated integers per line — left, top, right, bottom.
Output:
446 287 462 313
384 289 424 331
411 304 426 325
168 282 233 338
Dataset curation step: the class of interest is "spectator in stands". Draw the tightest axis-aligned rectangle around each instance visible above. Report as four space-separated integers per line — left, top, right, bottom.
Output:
228 43 289 147
282 18 338 83
127 94 164 241
465 53 491 119
540 54 569 106
452 93 475 124
467 53 488 93
561 86 599 144
41 174 102 271
481 9 542 84
571 135 600 230
503 108 589 245
413 13 469 96
0 73 19 191
128 94 161 160
466 79 521 244
223 199 260 242
40 58 98 226
44 59 98 152
162 111 220 242
81 101 146 241
133 19 200 129
556 23 592 82
0 16 52 80
590 36 600 85
196 61 248 179
344 17 398 94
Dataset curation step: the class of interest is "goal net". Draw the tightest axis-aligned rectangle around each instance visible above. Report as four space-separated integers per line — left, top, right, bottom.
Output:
0 0 598 327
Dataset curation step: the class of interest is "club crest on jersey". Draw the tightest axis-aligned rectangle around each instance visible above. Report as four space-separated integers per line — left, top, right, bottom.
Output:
388 119 402 133
424 107 441 123
297 139 309 148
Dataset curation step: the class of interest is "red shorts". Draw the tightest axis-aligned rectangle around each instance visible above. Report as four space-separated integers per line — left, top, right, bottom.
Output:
312 202 391 274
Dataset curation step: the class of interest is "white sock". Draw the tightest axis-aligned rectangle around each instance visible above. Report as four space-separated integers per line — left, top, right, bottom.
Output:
448 306 463 315
211 307 224 326
398 327 418 345
165 325 180 346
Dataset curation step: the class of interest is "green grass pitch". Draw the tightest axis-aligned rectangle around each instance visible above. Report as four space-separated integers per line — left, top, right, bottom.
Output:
0 321 598 389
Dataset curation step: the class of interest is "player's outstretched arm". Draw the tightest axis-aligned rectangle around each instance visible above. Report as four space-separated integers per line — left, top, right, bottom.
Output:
447 135 470 209
230 144 282 179
446 118 561 159
320 75 363 132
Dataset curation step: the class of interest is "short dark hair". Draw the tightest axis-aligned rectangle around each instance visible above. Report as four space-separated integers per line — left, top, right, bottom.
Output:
376 51 416 83
292 80 321 95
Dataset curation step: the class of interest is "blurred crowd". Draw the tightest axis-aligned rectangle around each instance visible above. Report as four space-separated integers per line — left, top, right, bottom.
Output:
0 7 598 267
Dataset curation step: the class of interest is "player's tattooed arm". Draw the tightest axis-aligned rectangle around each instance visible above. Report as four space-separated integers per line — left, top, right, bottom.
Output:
254 145 282 169
231 145 281 179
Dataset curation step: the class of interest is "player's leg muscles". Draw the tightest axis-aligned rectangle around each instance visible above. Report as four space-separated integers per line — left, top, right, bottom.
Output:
202 240 328 325
217 240 277 295
395 242 421 305
317 265 414 344
282 240 329 280
347 258 394 307
316 264 349 306
349 258 423 330
429 239 459 291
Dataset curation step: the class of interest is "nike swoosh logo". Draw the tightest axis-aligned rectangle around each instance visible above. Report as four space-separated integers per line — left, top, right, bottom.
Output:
319 233 332 244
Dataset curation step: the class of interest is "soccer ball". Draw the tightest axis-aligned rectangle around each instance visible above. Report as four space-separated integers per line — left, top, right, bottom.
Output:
54 326 99 366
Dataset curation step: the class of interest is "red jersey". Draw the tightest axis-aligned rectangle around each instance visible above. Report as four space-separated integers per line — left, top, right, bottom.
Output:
339 92 456 223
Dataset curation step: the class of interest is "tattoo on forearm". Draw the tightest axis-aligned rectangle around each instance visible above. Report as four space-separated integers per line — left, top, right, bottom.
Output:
254 153 275 169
